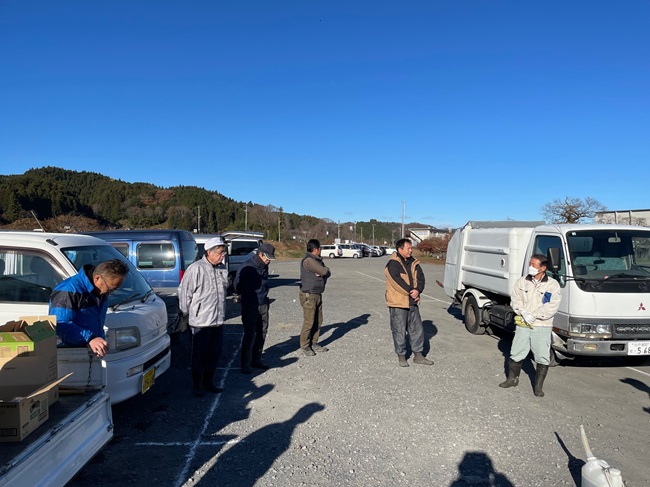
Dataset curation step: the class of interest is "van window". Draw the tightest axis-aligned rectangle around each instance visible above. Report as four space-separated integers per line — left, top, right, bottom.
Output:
111 243 129 258
181 239 198 270
0 249 63 303
231 240 259 256
61 245 154 306
137 243 175 269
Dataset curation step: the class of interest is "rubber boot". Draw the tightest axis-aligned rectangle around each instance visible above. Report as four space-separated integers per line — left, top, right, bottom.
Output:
534 364 549 397
397 355 409 367
499 360 522 388
203 368 223 393
192 369 205 397
413 352 434 365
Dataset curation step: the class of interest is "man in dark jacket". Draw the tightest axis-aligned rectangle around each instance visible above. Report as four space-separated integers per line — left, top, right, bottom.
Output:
234 242 276 374
49 259 129 358
299 239 331 356
385 238 433 367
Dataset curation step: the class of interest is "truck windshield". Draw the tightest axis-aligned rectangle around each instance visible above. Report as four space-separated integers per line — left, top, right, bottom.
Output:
61 245 153 305
566 229 650 279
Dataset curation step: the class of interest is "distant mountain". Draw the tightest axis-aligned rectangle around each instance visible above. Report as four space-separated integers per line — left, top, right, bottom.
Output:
0 166 404 243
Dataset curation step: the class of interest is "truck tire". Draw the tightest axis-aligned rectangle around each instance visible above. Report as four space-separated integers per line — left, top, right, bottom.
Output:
463 295 485 335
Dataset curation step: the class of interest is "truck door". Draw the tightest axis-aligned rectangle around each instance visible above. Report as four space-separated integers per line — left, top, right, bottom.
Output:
530 234 569 329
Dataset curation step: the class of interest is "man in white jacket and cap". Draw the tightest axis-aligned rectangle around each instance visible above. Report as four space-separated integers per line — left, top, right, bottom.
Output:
179 236 229 397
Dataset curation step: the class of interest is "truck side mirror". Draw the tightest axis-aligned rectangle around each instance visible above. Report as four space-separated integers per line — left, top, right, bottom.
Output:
547 247 561 271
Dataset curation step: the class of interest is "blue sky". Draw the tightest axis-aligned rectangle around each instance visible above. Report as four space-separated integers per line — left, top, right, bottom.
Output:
1 1 648 229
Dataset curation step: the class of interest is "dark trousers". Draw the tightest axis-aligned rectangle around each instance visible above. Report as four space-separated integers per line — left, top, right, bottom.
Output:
191 326 224 374
241 302 269 367
299 292 323 350
389 306 424 355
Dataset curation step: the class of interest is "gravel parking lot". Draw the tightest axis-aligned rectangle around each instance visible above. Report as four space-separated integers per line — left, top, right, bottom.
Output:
69 257 650 487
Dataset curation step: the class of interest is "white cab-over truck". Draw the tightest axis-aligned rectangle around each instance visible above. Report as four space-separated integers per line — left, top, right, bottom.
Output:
443 221 650 363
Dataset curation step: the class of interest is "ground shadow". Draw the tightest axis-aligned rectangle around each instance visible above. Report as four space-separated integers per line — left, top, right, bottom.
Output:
446 303 463 322
620 377 650 414
555 432 584 486
319 313 370 347
448 451 514 486
194 403 326 487
421 319 439 356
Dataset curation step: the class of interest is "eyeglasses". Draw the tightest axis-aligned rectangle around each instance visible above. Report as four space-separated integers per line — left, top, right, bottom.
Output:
99 275 120 294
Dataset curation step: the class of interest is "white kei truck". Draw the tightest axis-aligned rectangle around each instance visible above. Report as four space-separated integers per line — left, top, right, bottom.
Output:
442 221 650 364
0 231 171 486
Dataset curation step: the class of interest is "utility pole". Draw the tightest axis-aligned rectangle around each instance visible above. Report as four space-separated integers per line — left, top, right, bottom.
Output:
278 216 281 242
360 226 363 242
401 200 406 238
197 205 201 233
372 224 375 245
337 221 341 240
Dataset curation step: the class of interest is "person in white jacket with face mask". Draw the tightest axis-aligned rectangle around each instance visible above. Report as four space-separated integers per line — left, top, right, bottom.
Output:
499 254 561 397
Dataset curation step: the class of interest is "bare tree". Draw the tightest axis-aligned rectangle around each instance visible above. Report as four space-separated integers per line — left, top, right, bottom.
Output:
541 197 606 224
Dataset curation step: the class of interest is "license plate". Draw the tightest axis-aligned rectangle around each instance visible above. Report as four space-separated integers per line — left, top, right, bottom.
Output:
141 367 156 393
628 341 650 356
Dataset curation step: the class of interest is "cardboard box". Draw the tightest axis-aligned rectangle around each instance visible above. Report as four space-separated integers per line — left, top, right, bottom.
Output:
0 316 58 388
0 374 70 442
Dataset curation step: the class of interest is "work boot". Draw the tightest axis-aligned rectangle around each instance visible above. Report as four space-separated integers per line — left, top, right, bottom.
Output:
203 368 223 393
413 352 434 365
302 347 316 357
192 369 205 397
499 359 522 388
312 343 329 352
397 355 409 367
534 364 549 397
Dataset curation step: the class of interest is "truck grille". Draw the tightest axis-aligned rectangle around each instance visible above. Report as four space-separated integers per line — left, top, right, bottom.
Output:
613 324 650 339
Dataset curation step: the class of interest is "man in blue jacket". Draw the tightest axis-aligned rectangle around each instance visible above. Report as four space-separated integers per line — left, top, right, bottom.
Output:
234 243 276 374
49 259 128 358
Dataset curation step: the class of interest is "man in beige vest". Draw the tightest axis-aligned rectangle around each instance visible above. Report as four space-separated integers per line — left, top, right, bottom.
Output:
385 238 433 367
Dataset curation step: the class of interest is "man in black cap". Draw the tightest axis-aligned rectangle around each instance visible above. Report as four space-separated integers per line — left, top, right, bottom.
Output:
234 242 276 374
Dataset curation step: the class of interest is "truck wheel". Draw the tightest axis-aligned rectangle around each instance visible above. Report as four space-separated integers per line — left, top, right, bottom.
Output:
463 295 485 335
549 349 562 367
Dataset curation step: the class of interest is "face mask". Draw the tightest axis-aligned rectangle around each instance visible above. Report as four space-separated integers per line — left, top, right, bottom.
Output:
528 265 540 276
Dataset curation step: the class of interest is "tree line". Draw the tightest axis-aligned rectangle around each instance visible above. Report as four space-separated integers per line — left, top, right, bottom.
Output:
0 166 403 243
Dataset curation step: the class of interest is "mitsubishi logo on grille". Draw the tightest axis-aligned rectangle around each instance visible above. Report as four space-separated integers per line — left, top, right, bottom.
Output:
639 303 646 311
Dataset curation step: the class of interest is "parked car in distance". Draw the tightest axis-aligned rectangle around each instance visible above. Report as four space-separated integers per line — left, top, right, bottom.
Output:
85 229 197 334
0 231 171 404
384 246 397 255
321 244 343 259
221 231 264 285
371 245 384 256
339 243 363 258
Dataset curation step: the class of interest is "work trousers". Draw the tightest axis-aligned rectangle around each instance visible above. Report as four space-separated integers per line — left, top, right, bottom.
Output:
510 325 552 365
389 305 424 356
241 302 269 367
299 292 323 350
190 326 224 373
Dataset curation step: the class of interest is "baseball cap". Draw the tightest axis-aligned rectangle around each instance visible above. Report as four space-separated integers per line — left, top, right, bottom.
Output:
204 236 225 250
259 242 276 260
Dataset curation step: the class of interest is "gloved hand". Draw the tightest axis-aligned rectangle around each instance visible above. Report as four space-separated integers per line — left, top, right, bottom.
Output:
522 311 536 325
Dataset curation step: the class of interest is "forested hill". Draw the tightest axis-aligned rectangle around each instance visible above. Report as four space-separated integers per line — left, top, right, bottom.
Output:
0 166 284 233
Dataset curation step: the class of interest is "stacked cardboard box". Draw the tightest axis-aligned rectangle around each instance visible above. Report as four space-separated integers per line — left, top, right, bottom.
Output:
0 316 67 442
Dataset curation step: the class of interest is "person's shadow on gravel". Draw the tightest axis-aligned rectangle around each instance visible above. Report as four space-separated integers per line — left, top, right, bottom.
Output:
194 402 326 487
319 313 370 347
449 451 514 486
620 377 650 414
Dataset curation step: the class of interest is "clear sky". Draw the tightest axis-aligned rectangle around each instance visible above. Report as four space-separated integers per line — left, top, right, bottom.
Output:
1 1 648 229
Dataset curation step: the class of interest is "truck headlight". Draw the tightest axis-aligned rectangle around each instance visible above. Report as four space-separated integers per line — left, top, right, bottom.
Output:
107 326 140 352
569 323 612 336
